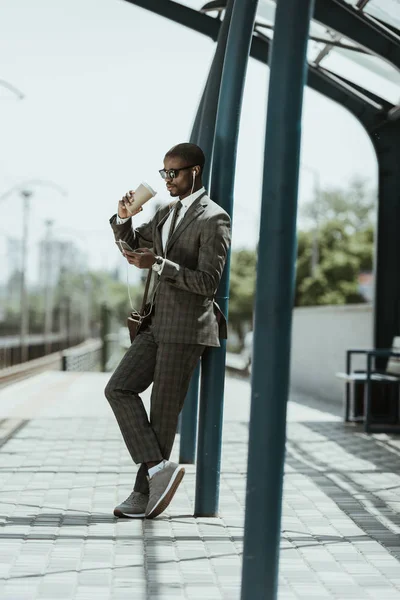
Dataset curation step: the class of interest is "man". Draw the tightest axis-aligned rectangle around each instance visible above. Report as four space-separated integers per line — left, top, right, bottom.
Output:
105 143 231 519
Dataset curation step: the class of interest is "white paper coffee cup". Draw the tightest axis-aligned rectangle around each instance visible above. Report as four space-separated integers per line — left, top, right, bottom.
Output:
125 182 157 215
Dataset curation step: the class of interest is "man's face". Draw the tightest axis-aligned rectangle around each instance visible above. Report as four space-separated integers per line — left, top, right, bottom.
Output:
162 156 197 198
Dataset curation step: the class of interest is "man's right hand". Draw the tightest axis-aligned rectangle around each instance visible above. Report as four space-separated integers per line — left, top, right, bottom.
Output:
118 190 143 219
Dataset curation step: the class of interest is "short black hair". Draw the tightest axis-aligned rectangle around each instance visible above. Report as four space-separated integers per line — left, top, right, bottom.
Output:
165 143 205 174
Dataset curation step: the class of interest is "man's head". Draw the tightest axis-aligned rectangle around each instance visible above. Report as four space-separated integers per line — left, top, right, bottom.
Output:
160 143 205 199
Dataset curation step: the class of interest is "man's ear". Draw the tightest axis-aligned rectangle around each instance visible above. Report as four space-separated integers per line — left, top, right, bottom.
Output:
194 165 201 177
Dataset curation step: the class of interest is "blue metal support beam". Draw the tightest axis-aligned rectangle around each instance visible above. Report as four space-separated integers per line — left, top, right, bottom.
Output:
196 0 235 188
178 361 200 463
195 0 259 517
190 85 207 146
179 0 235 465
369 121 400 354
241 0 315 597
178 89 207 464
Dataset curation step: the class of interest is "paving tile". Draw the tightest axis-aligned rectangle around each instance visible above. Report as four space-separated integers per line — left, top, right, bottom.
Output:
0 374 400 599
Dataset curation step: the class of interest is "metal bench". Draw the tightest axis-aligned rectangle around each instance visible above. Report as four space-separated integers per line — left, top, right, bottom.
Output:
336 337 400 433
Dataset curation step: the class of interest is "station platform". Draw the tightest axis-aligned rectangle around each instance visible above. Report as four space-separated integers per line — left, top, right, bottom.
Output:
0 371 399 599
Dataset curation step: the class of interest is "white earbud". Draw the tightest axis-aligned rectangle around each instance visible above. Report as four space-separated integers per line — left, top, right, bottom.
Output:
190 170 196 195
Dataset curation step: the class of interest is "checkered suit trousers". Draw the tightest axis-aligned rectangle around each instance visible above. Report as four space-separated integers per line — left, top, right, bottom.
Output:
105 320 204 494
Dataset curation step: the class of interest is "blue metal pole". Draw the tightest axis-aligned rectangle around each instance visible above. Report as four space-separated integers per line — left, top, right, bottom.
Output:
179 361 200 463
195 0 259 517
189 85 206 145
241 1 315 598
177 90 207 460
196 0 234 189
179 1 235 465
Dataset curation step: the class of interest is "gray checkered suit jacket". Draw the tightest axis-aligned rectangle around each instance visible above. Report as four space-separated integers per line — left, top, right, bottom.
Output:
110 193 231 347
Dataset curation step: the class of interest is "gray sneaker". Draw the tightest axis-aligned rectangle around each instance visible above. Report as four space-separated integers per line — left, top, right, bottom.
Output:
114 491 148 518
145 461 185 519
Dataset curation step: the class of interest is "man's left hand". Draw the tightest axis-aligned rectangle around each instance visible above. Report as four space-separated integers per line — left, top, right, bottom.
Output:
124 247 157 269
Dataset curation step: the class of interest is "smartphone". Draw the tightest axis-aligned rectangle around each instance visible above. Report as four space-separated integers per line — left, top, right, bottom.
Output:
116 240 144 254
116 240 134 253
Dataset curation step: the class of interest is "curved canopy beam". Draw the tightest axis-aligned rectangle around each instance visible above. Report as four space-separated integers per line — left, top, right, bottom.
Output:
123 0 393 131
313 0 400 71
199 0 400 70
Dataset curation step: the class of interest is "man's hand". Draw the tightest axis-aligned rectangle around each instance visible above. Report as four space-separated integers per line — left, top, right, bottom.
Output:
124 247 157 269
118 190 143 219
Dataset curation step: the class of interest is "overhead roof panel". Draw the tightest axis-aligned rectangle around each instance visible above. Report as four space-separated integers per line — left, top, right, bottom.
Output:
342 0 400 31
321 50 400 103
151 0 400 105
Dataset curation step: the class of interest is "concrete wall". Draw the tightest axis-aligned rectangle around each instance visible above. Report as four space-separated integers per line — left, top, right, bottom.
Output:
290 304 373 404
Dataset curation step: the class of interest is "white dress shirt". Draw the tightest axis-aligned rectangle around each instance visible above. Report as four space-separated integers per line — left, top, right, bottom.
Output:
159 186 205 252
117 187 206 274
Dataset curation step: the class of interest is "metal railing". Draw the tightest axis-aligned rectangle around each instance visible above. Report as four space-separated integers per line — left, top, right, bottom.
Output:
61 339 103 372
0 305 126 386
0 333 84 370
0 351 62 389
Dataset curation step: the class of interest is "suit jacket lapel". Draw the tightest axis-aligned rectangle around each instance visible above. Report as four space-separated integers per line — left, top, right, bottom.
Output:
166 194 207 252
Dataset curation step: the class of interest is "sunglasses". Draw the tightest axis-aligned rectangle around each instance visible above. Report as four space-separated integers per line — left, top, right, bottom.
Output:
159 164 198 180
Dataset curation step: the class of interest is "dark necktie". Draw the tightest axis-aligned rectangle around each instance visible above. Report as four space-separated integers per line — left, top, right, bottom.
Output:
165 200 182 252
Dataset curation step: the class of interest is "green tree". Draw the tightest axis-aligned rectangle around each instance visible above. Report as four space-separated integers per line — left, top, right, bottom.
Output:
296 175 375 307
301 176 375 233
228 249 256 345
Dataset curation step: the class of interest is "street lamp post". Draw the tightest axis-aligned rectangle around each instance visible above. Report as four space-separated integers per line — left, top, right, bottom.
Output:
19 190 32 363
43 219 55 355
0 180 67 363
50 226 96 345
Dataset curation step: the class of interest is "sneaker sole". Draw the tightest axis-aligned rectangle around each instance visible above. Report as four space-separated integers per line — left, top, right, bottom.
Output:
113 508 146 518
146 466 185 519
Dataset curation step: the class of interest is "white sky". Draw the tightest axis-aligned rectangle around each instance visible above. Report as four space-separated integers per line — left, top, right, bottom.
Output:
0 0 388 284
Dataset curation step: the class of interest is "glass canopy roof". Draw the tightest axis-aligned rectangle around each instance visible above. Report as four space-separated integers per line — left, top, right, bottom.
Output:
342 0 400 31
257 0 400 105
175 0 400 106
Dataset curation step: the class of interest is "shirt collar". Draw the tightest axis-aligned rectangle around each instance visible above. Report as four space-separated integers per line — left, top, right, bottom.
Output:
180 186 206 210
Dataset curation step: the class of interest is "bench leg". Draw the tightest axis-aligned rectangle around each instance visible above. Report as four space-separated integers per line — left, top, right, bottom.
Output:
364 354 373 433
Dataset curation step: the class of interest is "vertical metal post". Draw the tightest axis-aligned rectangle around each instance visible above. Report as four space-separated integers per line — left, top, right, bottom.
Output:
180 0 235 465
197 0 234 188
66 296 72 348
345 350 351 422
241 1 314 598
19 190 32 363
365 352 373 433
179 361 200 463
372 121 400 358
195 0 259 517
100 303 110 372
189 85 206 145
83 274 91 340
179 87 208 463
44 219 54 354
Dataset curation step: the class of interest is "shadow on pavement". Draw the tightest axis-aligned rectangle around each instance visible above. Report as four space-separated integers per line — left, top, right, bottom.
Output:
287 420 400 561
